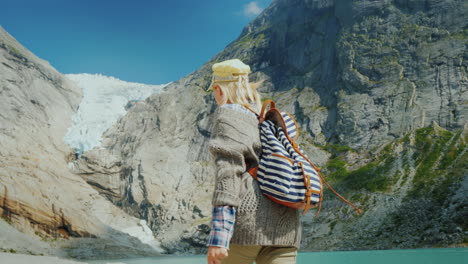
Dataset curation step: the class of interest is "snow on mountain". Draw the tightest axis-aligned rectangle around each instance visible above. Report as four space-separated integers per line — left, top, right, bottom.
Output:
64 73 168 154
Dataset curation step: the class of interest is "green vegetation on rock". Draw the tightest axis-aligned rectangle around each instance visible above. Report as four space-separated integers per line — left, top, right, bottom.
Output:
233 32 266 49
324 143 355 156
6 44 22 57
324 125 466 197
324 142 398 193
407 126 466 203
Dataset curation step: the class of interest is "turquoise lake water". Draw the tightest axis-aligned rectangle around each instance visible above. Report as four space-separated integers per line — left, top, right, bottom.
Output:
85 248 467 264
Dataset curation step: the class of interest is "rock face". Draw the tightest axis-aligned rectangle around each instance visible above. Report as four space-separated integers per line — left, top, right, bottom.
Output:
2 0 466 257
0 27 162 258
334 0 467 150
73 72 217 253
72 0 466 254
301 122 467 250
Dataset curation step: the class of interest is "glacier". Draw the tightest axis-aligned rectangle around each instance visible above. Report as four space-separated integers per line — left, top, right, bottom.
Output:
64 73 168 154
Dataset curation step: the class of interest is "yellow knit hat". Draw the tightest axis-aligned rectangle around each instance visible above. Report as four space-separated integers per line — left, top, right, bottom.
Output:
208 59 250 90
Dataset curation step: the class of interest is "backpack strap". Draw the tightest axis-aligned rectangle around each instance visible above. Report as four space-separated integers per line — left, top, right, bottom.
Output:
321 177 363 215
296 150 363 217
247 167 258 180
242 100 277 124
241 104 260 118
260 100 276 122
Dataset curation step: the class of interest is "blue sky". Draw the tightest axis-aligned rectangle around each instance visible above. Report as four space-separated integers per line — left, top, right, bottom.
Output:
1 0 271 84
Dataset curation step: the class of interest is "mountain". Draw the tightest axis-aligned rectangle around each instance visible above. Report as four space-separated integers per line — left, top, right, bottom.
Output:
73 0 466 253
0 27 163 258
64 73 166 154
1 0 466 258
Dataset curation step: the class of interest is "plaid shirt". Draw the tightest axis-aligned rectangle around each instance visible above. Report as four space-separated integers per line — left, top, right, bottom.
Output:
206 205 236 249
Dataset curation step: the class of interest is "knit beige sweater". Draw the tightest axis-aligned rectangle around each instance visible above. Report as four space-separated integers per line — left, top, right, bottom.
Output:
209 105 302 249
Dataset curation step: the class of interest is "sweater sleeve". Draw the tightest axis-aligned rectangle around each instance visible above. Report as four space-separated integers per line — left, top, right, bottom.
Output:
209 111 250 208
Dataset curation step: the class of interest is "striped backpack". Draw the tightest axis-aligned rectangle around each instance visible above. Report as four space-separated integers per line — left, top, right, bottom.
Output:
244 100 362 217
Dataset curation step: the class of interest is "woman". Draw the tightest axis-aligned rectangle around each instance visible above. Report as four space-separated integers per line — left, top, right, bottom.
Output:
206 59 301 264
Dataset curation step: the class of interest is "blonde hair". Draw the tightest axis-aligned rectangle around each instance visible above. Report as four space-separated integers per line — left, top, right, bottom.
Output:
212 75 264 113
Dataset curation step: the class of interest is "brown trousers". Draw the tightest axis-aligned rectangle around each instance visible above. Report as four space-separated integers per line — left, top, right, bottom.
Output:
221 244 297 264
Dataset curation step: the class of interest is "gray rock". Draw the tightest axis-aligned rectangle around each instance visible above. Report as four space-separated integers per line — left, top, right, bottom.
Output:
2 0 467 256
0 26 163 258
76 0 467 253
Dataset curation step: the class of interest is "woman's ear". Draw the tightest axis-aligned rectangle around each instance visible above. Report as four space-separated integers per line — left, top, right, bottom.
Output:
213 84 227 106
214 84 223 95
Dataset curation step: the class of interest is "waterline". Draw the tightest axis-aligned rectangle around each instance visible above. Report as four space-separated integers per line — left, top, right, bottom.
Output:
85 248 467 264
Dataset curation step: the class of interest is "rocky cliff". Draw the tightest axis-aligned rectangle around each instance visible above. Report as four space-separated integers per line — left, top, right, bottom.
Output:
0 27 163 258
73 0 466 253
2 0 466 257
